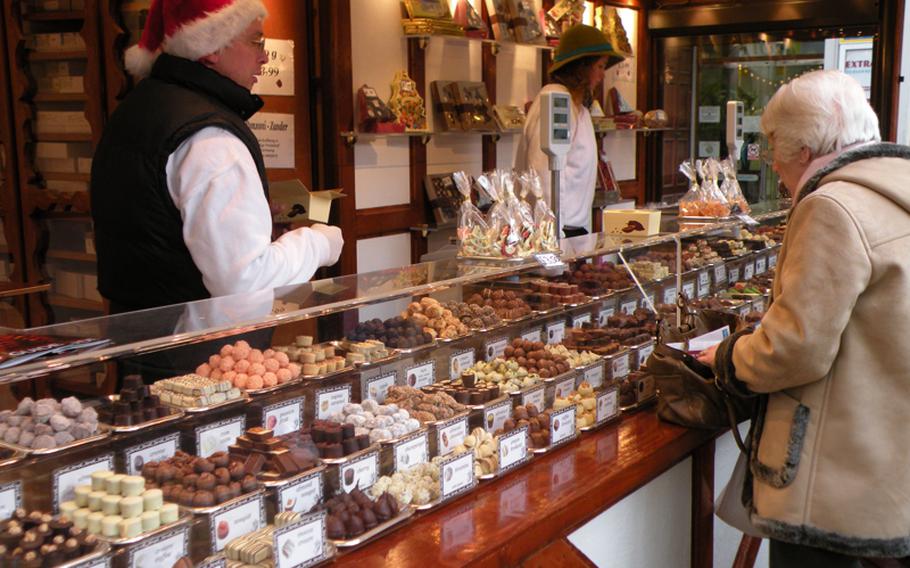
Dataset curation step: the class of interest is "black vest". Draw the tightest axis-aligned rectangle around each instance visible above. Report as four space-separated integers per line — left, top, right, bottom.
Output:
90 54 268 313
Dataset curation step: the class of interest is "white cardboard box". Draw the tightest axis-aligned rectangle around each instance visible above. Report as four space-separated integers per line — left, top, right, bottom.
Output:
82 274 101 301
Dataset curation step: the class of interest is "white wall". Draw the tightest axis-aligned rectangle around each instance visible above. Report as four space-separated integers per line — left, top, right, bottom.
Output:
898 0 910 144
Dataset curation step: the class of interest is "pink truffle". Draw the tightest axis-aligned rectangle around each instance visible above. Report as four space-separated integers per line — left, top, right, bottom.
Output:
276 369 292 383
208 354 221 367
263 349 276 358
223 371 237 382
247 375 264 389
234 340 251 350
249 363 266 376
248 349 265 363
233 345 251 360
219 356 235 372
274 352 290 367
210 369 223 380
263 358 280 372
287 363 301 378
233 374 249 389
219 344 234 357
234 359 251 373
262 373 278 387
196 363 212 377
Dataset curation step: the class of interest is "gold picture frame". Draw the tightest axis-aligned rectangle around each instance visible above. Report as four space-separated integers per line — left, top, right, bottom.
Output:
402 0 453 20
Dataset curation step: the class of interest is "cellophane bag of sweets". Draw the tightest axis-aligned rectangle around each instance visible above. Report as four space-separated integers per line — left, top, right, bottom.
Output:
455 171 496 258
699 159 732 217
519 168 559 252
678 159 705 217
719 156 751 214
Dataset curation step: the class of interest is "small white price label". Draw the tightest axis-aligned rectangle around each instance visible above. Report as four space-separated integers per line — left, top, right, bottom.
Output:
549 406 577 446
393 430 429 472
450 349 475 379
405 360 436 388
744 261 755 281
595 388 619 424
714 263 727 285
738 304 751 318
128 525 188 568
211 493 265 552
483 399 512 434
521 384 546 410
124 433 180 475
315 385 350 420
662 286 677 305
572 313 592 328
728 266 741 282
277 469 323 515
697 271 711 298
365 372 397 403
682 281 696 299
769 252 778 268
620 299 637 315
521 328 542 343
339 450 379 493
554 374 577 399
440 450 477 499
484 337 509 361
640 293 656 309
196 415 246 458
583 361 605 389
598 306 615 327
497 426 529 473
637 342 655 367
753 297 766 313
0 482 21 520
755 256 767 275
53 454 114 513
546 321 566 345
736 214 760 226
611 352 630 379
436 415 468 456
534 252 565 269
274 512 328 568
263 397 304 437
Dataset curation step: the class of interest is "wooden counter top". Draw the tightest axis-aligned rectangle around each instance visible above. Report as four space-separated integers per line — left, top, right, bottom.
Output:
335 410 717 567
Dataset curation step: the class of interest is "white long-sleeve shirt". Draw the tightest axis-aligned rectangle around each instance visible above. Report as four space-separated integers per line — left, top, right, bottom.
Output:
165 126 332 296
516 83 597 233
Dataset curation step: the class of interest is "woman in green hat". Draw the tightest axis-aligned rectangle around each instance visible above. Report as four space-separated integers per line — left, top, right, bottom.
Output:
516 24 624 237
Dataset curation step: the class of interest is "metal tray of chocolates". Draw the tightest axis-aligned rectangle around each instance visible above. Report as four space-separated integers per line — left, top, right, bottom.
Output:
177 488 266 516
500 312 534 325
328 341 401 369
436 332 473 344
530 305 565 317
57 541 112 568
168 392 251 414
320 443 380 466
260 464 326 489
562 296 596 309
464 393 509 412
243 376 303 397
103 395 186 433
0 425 111 456
330 505 415 548
393 339 438 355
467 321 506 334
0 447 26 468
301 364 356 382
421 409 471 429
95 512 192 546
377 426 429 447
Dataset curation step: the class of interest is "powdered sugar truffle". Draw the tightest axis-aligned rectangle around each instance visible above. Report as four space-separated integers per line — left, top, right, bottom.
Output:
3 427 20 444
60 397 83 418
33 423 52 436
78 407 98 425
32 402 54 424
50 415 72 432
15 398 34 416
53 431 75 446
32 434 56 449
70 424 93 440
17 431 35 448
5 416 22 427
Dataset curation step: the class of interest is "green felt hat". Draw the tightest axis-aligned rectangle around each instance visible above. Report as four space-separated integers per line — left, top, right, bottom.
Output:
549 24 625 75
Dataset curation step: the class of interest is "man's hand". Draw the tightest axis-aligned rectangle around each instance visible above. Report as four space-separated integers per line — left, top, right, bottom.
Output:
697 343 719 366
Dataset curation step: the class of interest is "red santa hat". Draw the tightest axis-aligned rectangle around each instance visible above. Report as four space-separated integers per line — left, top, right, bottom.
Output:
125 0 268 79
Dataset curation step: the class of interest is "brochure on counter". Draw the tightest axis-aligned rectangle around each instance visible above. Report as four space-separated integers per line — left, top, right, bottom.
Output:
0 333 111 369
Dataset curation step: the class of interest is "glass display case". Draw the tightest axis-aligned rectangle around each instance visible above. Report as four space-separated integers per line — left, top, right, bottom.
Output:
0 205 787 565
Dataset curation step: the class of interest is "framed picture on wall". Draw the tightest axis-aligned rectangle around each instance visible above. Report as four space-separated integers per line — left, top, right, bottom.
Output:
402 0 452 20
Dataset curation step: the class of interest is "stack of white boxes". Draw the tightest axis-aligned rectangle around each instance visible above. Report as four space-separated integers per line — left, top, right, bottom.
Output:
29 32 86 52
35 111 91 135
35 142 92 176
34 61 86 94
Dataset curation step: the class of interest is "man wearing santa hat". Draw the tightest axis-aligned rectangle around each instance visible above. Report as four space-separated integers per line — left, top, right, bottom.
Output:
90 0 344 313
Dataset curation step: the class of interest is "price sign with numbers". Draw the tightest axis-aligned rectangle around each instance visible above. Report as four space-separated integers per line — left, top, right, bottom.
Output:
534 252 565 269
251 39 295 96
755 256 767 275
663 286 677 306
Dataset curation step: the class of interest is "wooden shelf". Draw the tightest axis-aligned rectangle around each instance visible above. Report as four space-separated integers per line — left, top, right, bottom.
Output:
27 50 88 61
34 132 92 142
46 249 95 262
33 93 87 102
47 294 103 312
22 11 85 21
41 172 89 182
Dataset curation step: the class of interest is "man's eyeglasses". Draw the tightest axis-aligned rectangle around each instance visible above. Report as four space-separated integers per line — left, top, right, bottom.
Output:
249 37 266 52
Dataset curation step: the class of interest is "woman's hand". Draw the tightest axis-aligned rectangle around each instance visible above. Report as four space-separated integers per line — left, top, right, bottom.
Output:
697 344 719 366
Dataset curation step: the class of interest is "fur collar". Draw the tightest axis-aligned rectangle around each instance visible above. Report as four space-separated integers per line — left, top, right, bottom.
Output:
795 142 910 207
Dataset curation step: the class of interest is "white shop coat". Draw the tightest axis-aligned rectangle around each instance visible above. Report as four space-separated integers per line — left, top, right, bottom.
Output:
165 127 334 296
516 83 597 234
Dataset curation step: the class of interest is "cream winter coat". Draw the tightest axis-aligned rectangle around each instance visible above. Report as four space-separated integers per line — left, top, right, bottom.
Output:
717 143 910 557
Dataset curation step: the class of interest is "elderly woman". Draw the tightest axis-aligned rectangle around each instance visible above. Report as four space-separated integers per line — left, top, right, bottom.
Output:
700 70 910 566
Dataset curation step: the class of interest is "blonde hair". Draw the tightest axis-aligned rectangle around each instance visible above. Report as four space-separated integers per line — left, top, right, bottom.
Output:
760 70 880 162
